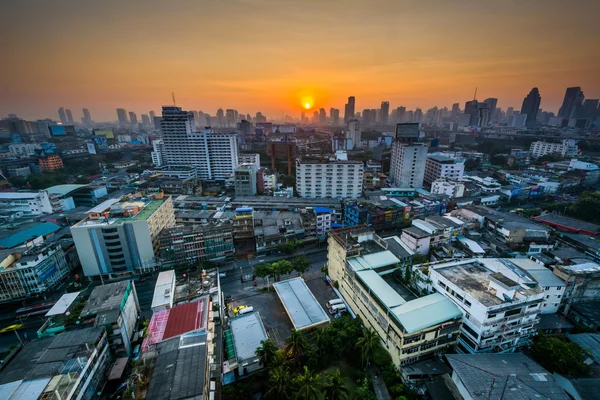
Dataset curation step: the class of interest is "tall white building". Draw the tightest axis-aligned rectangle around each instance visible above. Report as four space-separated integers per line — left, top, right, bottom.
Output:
346 119 361 149
414 258 545 354
296 157 363 198
9 143 40 157
160 106 239 180
151 139 165 166
424 155 465 186
530 139 579 159
389 141 428 188
0 191 54 216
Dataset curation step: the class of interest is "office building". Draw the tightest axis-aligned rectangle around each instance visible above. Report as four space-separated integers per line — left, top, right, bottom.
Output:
344 96 355 123
159 224 234 267
82 108 93 125
464 100 479 126
141 113 151 125
128 111 138 125
424 155 465 186
57 107 68 125
319 108 326 124
521 88 541 129
390 141 427 188
477 103 490 127
216 108 224 126
39 154 64 171
396 106 406 123
483 98 498 124
328 226 463 368
149 110 156 120
65 108 74 124
116 108 128 125
71 195 176 278
234 163 258 196
296 156 363 198
330 108 340 125
380 101 390 124
529 139 579 159
558 87 584 119
160 106 239 180
346 119 361 148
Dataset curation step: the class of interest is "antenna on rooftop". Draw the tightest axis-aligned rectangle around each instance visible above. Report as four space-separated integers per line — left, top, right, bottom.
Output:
172 92 176 106
473 87 478 101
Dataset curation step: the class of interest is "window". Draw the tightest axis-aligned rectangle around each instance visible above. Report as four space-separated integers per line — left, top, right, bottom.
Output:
488 313 497 319
464 300 472 307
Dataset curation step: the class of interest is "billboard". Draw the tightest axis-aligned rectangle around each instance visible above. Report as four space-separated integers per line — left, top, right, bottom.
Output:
50 125 66 136
87 142 97 154
94 129 114 139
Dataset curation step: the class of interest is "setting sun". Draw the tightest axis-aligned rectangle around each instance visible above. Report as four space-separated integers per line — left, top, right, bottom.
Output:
301 96 314 110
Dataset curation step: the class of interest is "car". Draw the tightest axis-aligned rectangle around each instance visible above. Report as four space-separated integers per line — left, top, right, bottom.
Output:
233 305 248 314
0 324 23 333
218 272 228 279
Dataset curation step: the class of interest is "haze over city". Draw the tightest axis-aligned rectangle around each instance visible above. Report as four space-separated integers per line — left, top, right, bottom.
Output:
1 0 599 121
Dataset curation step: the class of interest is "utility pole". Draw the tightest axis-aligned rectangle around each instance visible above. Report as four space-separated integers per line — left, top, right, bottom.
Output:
14 330 24 346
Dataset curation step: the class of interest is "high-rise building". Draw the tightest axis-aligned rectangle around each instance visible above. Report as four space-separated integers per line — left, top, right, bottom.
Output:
380 101 390 124
82 108 92 125
344 96 355 123
141 114 151 126
300 111 306 122
464 100 479 126
450 103 460 119
255 112 267 123
151 139 165 166
160 106 239 180
117 108 128 125
558 87 584 119
521 87 541 129
216 108 225 127
477 104 490 127
149 110 156 121
582 99 599 120
128 112 138 125
65 109 74 124
346 119 361 148
390 141 428 188
424 155 465 186
226 109 236 127
483 98 497 125
506 107 514 119
330 108 340 125
58 107 67 124
395 106 406 124
319 108 326 124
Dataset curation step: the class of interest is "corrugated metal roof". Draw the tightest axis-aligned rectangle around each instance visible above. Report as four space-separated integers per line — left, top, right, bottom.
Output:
273 277 330 330
348 250 400 272
566 333 600 364
356 270 406 308
87 198 120 214
45 292 80 317
0 378 50 400
230 312 267 361
0 222 61 249
152 270 175 309
46 184 88 197
458 237 485 254
391 293 462 334
163 298 207 340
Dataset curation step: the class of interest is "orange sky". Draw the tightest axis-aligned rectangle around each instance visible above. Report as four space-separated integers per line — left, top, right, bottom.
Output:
1 0 599 121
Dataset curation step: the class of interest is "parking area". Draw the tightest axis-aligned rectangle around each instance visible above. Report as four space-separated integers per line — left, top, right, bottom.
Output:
228 276 339 347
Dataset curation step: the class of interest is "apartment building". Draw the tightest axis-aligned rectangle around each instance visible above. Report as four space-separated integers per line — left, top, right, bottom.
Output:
39 154 64 171
0 190 53 216
424 155 465 186
71 195 175 278
530 139 579 159
158 223 234 266
238 153 261 168
430 179 465 198
389 141 428 188
296 157 363 198
328 226 463 368
160 106 239 180
234 163 258 196
9 143 40 157
415 258 545 354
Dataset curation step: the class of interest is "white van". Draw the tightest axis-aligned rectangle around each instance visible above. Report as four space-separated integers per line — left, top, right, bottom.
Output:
238 306 254 315
326 298 344 308
328 304 346 315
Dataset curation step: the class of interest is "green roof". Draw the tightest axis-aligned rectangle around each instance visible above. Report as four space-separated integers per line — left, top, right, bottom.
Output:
224 329 236 361
391 293 462 334
0 222 61 248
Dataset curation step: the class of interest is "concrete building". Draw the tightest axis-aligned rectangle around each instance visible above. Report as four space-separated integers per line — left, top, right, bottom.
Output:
9 143 40 157
0 190 54 216
39 154 64 172
151 270 176 311
6 165 31 177
346 119 361 148
431 179 465 198
424 155 464 186
509 258 566 314
400 226 432 255
159 224 234 266
116 108 128 125
71 195 176 278
253 211 304 254
296 157 363 198
151 139 165 166
0 243 70 304
234 164 258 196
238 153 260 168
530 139 579 159
229 311 268 377
415 258 545 354
81 280 140 357
328 226 463 368
389 141 428 188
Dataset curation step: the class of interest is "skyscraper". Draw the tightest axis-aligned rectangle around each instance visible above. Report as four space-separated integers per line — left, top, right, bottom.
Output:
450 103 460 119
477 104 490 127
141 114 151 126
117 108 128 125
521 87 541 129
149 110 156 121
558 87 584 119
347 119 361 148
344 96 355 124
216 108 225 127
483 98 498 125
300 111 305 122
380 101 390 124
319 108 326 124
82 108 92 125
255 112 266 123
582 99 599 120
65 109 74 124
128 112 138 125
226 109 236 127
464 100 479 126
396 106 406 124
390 140 428 188
330 108 340 125
58 107 67 124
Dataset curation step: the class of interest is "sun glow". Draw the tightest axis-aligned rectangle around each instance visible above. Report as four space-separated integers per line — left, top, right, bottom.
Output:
301 96 314 110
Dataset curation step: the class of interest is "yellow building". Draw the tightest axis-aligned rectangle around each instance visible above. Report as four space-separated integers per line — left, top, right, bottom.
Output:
327 226 463 368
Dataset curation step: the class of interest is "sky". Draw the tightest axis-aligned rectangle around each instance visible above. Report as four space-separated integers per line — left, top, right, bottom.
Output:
1 0 599 122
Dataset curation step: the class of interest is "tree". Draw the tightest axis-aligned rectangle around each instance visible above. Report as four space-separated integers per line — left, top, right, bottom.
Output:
411 253 428 265
256 339 278 368
323 369 349 400
403 265 411 284
266 365 293 399
254 263 271 286
356 327 383 369
292 256 310 276
464 158 481 171
569 192 600 224
294 366 321 400
530 334 590 377
279 241 298 255
314 328 331 359
490 155 507 166
285 329 308 364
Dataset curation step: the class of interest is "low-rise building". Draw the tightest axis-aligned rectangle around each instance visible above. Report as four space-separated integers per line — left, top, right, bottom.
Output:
152 270 176 311
0 190 53 216
227 311 268 378
424 155 465 186
158 223 234 266
530 139 579 159
254 211 304 254
328 227 463 368
430 179 465 198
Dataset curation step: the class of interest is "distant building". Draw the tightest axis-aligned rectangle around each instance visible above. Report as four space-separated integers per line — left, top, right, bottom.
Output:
380 101 390 124
431 179 465 198
530 139 579 159
558 86 584 120
390 142 427 188
116 108 128 125
128 111 138 125
58 107 68 125
9 143 40 156
39 154 64 171
346 119 361 148
344 96 355 124
521 87 541 129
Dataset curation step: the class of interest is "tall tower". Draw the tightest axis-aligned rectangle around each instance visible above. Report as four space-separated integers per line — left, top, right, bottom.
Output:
558 87 584 119
319 108 326 124
65 109 74 124
380 101 390 124
344 96 355 124
117 108 128 125
82 108 92 125
128 112 138 125
58 107 67 124
521 88 541 129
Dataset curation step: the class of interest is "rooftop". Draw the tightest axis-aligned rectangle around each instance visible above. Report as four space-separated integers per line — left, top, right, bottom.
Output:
46 184 89 197
446 353 568 400
347 250 400 272
0 221 61 249
75 198 167 227
383 236 415 259
81 280 130 320
230 311 268 361
403 226 430 239
561 232 600 252
151 270 175 309
566 333 600 364
273 277 330 331
390 293 462 334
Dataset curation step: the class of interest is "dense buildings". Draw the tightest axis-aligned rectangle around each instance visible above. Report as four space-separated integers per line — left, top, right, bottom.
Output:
529 139 579 158
71 195 175 278
389 141 427 188
521 87 541 128
424 155 465 186
159 224 234 266
295 156 363 198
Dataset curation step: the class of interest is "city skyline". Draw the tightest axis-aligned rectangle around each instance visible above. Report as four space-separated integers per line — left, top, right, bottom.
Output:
1 0 599 121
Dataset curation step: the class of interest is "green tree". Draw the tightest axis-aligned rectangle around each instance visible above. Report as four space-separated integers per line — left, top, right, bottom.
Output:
254 263 271 286
279 241 298 255
490 155 507 166
256 339 278 368
285 329 309 364
570 192 600 224
403 265 411 284
323 369 349 400
411 253 428 265
292 256 311 276
314 328 331 359
266 365 293 399
352 377 376 400
356 327 383 369
464 158 480 171
530 334 590 377
294 366 321 400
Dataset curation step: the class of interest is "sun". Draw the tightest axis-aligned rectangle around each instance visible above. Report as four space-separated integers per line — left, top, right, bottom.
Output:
301 96 314 110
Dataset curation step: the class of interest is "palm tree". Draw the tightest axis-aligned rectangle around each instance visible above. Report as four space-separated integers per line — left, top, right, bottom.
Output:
356 326 382 369
271 349 288 369
285 329 308 364
266 365 293 399
323 369 349 400
314 328 331 359
294 366 322 400
256 339 278 368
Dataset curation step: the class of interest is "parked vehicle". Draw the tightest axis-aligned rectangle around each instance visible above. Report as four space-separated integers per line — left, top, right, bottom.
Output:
326 298 344 308
233 305 248 314
237 306 254 315
328 304 346 315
